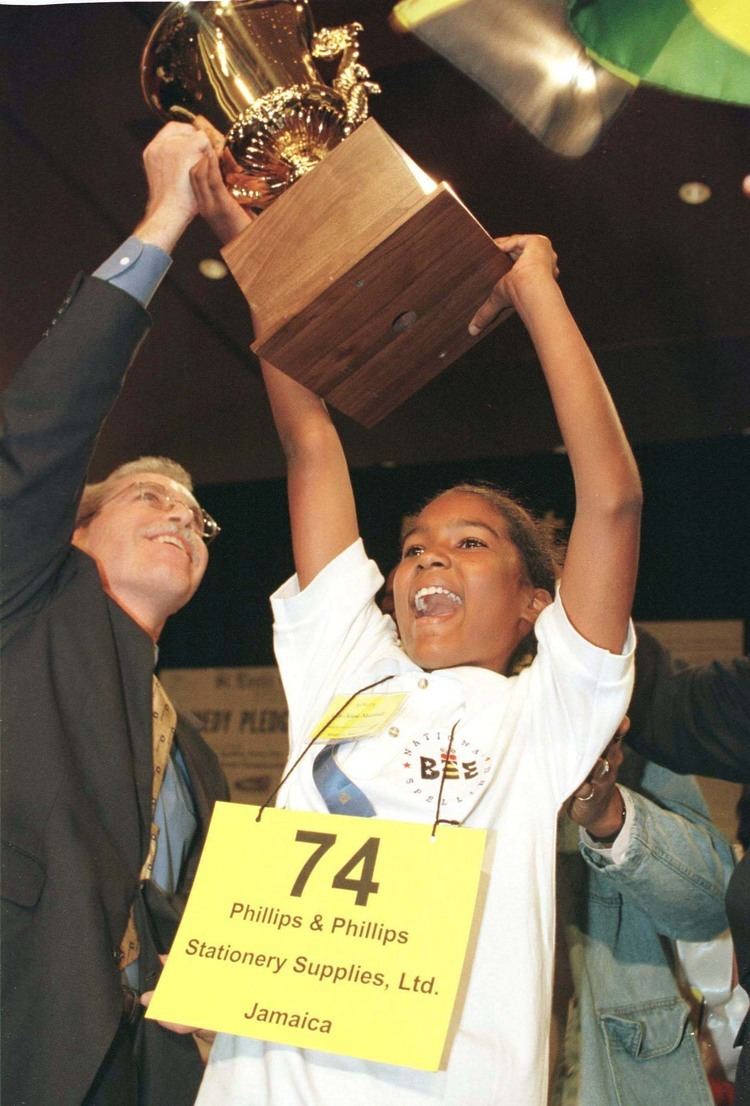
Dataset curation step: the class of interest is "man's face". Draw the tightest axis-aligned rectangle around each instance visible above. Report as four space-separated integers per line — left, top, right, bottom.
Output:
72 474 209 630
393 491 548 674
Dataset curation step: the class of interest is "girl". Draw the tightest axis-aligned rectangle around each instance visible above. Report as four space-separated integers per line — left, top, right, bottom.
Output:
192 156 642 1106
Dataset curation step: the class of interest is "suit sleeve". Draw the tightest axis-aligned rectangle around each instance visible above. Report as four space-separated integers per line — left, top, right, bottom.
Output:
580 759 733 941
0 276 150 625
627 627 750 783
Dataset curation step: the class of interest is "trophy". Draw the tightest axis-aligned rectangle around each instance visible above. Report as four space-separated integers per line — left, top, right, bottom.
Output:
141 1 380 210
142 1 510 426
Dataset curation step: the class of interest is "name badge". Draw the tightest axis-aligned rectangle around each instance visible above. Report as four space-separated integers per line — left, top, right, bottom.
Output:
147 802 486 1070
313 692 408 742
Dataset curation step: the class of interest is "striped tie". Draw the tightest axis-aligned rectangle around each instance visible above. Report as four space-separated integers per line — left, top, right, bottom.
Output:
118 675 177 970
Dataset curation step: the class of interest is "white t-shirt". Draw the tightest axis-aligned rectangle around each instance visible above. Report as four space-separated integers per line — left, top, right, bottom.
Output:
198 540 635 1106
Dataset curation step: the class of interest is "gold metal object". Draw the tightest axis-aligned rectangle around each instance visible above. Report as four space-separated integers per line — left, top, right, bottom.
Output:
141 1 379 210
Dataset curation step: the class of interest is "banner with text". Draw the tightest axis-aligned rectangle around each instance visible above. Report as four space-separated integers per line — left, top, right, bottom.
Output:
160 667 288 803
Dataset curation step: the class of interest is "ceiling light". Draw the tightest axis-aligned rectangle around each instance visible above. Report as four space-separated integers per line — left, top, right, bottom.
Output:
199 258 229 280
678 181 712 205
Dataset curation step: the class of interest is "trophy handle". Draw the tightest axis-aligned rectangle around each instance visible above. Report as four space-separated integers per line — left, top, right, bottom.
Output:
311 23 381 127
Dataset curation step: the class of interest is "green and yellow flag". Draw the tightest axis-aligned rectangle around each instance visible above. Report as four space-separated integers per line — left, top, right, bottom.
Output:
568 0 750 105
390 0 633 157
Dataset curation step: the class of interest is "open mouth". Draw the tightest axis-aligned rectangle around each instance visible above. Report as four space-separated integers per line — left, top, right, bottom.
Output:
148 532 193 562
414 585 462 618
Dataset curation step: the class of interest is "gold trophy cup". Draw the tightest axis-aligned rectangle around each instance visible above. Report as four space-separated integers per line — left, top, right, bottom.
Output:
141 0 379 210
142 1 509 426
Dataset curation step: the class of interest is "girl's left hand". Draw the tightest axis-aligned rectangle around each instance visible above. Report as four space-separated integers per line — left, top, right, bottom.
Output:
469 233 559 335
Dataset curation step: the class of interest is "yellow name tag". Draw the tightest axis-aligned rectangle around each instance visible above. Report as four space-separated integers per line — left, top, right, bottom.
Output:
312 692 408 742
147 802 486 1070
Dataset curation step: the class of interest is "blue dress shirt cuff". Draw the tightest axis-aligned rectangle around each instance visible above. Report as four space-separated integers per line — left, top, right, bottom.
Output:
93 236 172 307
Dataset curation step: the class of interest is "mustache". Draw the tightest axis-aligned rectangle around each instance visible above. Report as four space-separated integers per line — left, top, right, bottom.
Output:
143 521 199 563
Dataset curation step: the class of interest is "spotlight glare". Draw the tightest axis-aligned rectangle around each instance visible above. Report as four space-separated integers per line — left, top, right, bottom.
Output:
547 54 597 93
678 181 711 205
198 258 229 280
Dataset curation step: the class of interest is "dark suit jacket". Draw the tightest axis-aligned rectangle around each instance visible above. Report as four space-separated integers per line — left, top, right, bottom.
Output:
1 275 228 1106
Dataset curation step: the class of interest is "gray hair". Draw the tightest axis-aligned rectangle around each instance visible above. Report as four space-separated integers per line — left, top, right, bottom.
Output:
75 456 194 527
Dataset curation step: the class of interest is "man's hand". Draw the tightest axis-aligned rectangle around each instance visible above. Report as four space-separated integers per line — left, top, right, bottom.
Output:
565 717 629 841
139 990 200 1035
139 954 215 1042
139 991 215 1044
468 233 560 336
190 145 254 246
134 122 213 253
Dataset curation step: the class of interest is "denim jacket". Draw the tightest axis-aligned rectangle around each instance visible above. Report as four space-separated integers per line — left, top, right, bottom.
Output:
551 752 734 1106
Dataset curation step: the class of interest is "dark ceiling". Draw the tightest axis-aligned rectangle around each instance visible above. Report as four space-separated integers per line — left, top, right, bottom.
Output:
2 1 749 486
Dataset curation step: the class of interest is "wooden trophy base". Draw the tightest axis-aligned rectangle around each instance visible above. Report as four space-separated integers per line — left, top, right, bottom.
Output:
222 118 510 428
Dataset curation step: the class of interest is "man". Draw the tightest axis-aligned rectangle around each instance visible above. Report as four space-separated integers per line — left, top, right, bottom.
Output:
1 123 228 1106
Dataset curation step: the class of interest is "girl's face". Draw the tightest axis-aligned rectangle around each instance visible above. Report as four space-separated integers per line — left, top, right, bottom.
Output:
393 491 550 674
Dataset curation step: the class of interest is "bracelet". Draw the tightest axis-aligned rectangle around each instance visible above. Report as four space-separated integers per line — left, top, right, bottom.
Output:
588 795 627 846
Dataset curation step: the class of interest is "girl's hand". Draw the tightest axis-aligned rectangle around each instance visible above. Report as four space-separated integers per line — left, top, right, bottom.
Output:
469 234 559 335
190 146 254 245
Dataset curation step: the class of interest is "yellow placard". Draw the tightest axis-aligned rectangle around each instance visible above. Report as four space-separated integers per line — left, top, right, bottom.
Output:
147 802 486 1070
312 692 407 742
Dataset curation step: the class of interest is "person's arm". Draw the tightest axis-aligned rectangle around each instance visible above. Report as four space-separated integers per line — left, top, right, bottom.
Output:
565 719 628 843
192 147 357 589
578 760 733 941
133 122 210 253
471 236 642 654
0 123 210 625
627 628 750 782
259 361 359 589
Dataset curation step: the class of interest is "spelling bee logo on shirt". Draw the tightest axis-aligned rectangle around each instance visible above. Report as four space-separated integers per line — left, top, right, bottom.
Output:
311 691 494 816
399 731 493 812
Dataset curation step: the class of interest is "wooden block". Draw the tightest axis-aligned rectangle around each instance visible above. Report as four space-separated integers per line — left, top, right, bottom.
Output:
222 119 431 336
222 118 509 426
255 185 509 426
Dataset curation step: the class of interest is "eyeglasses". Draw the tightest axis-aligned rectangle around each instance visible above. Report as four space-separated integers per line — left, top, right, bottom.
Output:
100 481 221 543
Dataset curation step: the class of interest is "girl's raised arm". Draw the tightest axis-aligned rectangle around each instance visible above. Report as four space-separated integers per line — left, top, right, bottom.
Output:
260 357 359 590
192 144 641 634
190 146 359 590
470 235 642 654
